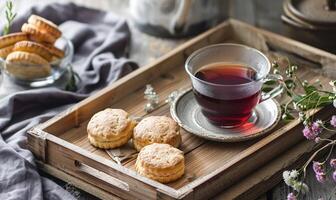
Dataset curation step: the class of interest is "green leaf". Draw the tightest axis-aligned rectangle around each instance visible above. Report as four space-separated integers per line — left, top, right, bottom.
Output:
264 80 277 86
292 95 302 102
262 87 274 93
293 92 332 111
303 85 318 94
286 90 292 97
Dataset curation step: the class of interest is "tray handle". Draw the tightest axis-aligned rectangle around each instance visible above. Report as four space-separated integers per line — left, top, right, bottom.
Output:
74 160 130 191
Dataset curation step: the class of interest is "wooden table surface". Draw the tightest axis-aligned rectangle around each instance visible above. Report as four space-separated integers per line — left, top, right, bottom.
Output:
1 0 335 199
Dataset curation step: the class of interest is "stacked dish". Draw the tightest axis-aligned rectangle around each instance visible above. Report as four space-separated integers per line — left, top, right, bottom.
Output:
282 0 336 51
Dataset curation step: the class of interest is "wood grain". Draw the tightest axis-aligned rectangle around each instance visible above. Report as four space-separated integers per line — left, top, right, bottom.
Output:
27 19 336 200
215 131 336 200
271 150 336 200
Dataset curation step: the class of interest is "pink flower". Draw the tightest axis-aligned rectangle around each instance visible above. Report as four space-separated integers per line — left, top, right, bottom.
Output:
313 161 324 174
303 126 316 140
314 137 321 143
287 193 296 200
330 159 336 169
311 121 323 135
313 162 327 183
333 171 336 182
331 115 336 127
315 172 327 183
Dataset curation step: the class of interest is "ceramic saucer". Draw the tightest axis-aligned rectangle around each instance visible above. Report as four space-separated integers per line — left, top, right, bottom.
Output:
170 89 281 142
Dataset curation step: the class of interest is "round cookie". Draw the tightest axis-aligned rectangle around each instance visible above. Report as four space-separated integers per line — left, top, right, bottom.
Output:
87 108 136 149
0 32 28 49
28 15 62 38
22 23 56 44
14 41 53 61
133 116 181 151
5 51 51 79
135 143 185 183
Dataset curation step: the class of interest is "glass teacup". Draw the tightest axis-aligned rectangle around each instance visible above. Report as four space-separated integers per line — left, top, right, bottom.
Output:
185 43 283 128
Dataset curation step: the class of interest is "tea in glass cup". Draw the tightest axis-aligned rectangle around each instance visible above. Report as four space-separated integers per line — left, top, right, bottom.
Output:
185 44 283 128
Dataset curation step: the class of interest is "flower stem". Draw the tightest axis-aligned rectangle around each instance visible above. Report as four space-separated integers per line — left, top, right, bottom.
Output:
302 141 336 173
311 96 322 122
321 123 336 133
294 75 305 90
321 143 334 165
296 91 318 105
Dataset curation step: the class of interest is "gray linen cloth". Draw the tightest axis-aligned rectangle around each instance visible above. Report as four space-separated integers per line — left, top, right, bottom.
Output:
0 3 138 200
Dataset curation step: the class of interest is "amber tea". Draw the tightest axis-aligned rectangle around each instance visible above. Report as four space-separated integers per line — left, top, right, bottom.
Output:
194 63 261 127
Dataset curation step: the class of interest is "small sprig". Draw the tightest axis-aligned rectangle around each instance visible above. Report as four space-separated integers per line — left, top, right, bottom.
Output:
265 60 335 122
65 65 80 92
3 0 16 35
144 84 159 113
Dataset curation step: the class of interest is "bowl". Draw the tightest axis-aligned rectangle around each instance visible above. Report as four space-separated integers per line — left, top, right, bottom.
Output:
0 37 74 87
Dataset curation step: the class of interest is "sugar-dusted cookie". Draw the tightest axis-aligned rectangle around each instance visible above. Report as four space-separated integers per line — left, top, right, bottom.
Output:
28 15 62 39
0 32 28 49
87 108 137 149
0 45 14 59
14 41 53 61
133 116 181 151
22 23 56 44
5 51 51 79
135 143 185 183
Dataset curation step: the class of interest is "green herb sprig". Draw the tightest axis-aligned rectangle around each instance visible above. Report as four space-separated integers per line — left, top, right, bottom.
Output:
262 60 335 124
3 0 16 35
65 64 81 92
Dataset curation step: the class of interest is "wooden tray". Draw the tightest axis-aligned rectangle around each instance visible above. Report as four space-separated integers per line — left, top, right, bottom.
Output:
28 19 336 200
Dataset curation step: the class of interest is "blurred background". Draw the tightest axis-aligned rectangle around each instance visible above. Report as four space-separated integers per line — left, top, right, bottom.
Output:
2 0 335 61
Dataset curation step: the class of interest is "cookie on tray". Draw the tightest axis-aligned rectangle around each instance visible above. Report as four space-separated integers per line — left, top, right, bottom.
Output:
133 116 181 151
135 143 185 183
5 51 51 79
87 108 136 149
